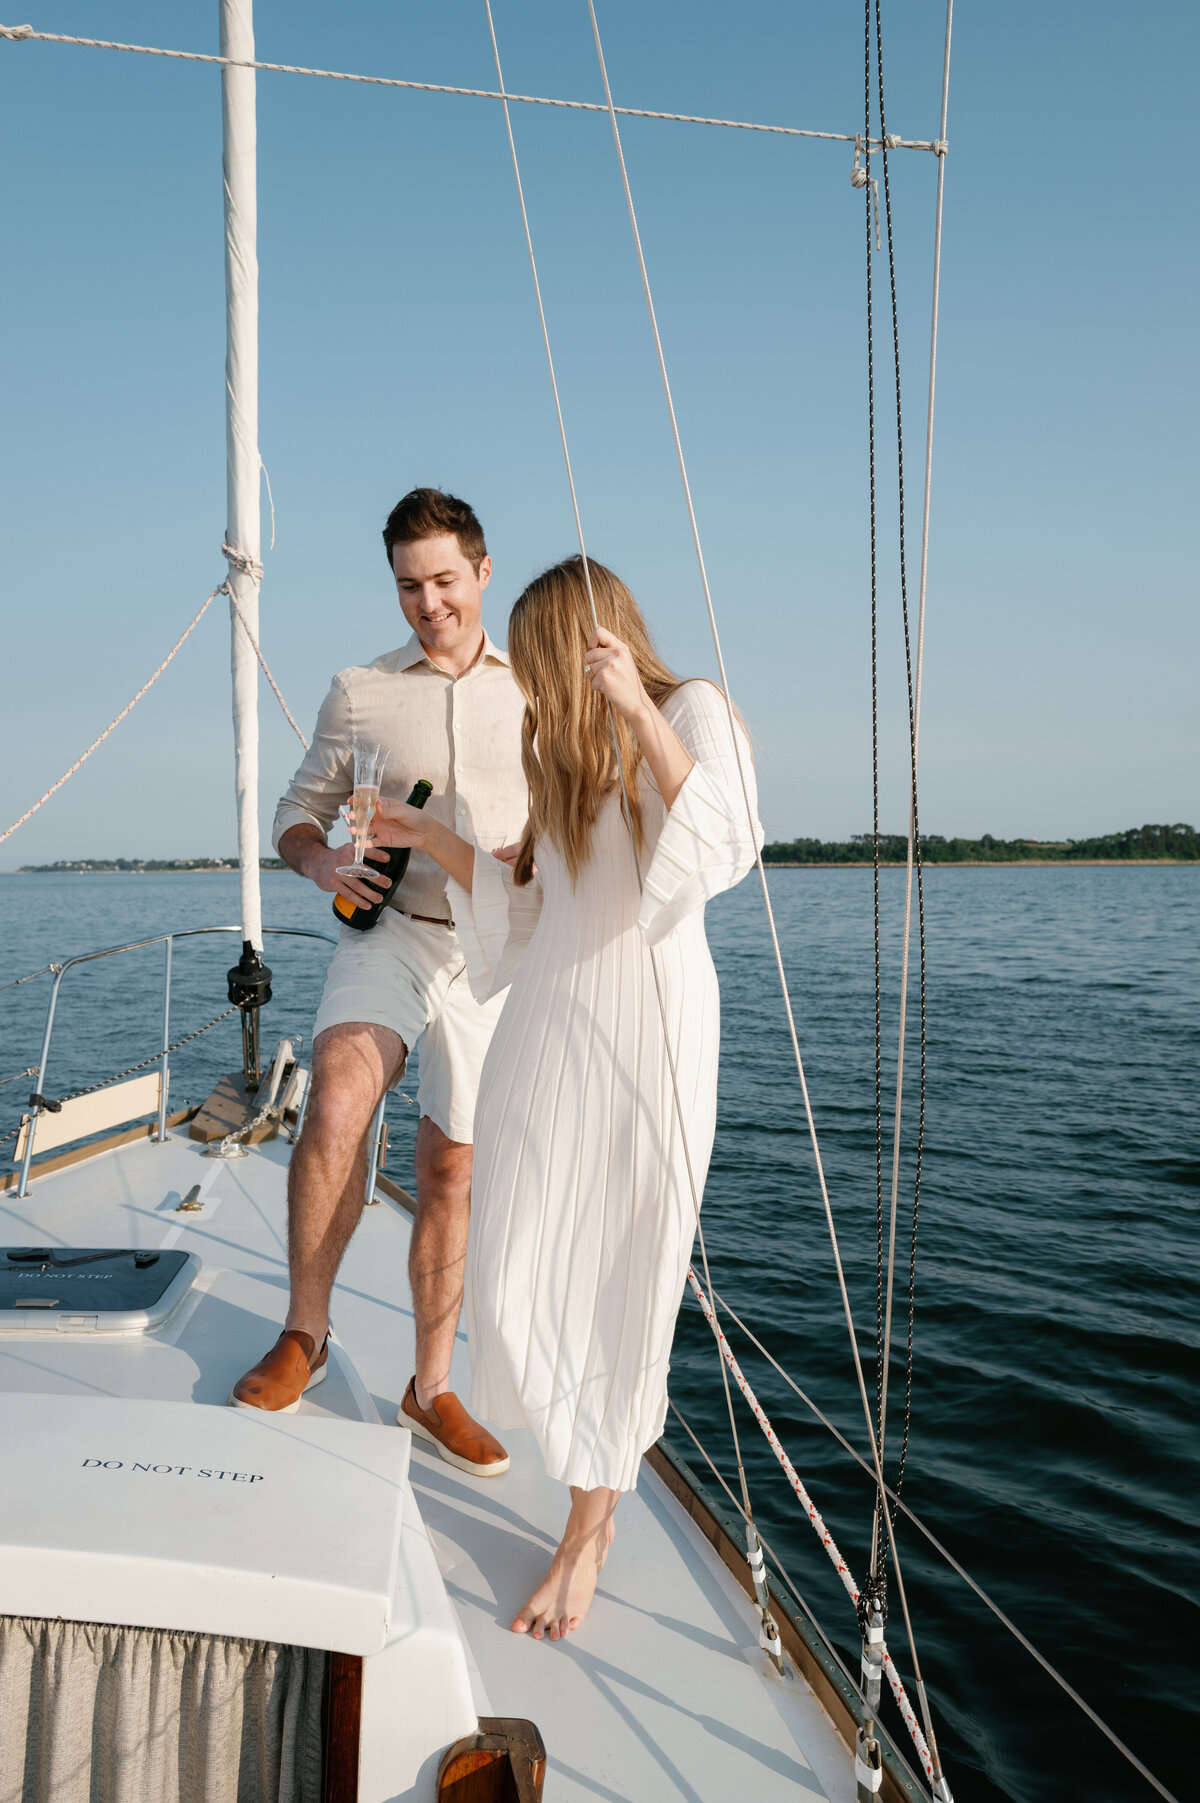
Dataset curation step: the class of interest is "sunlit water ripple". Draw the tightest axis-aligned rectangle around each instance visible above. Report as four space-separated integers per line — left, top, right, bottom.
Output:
1 865 1196 1803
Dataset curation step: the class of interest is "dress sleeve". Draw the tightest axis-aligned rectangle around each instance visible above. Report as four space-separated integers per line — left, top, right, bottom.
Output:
447 850 544 1003
638 681 763 948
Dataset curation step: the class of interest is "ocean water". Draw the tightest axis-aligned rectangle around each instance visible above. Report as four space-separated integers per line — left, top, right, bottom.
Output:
1 865 1196 1803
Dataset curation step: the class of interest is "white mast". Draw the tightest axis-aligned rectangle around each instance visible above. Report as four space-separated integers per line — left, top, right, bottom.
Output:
220 0 262 955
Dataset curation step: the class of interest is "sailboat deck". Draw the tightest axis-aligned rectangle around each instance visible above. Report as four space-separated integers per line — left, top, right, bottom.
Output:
0 1125 853 1802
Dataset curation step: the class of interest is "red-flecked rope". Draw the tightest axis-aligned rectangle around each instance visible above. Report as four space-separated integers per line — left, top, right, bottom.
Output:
686 1267 935 1785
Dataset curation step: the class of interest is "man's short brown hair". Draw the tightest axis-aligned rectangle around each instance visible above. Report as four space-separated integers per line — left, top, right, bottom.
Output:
382 488 487 574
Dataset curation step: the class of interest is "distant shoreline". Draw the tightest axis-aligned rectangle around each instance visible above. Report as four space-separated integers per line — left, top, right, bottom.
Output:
12 861 289 875
11 824 1197 876
8 858 1197 875
760 858 1196 869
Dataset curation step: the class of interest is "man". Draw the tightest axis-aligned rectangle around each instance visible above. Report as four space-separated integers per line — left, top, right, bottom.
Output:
229 488 527 1477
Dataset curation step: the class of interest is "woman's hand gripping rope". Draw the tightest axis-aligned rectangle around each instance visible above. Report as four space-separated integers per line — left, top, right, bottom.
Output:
584 627 694 808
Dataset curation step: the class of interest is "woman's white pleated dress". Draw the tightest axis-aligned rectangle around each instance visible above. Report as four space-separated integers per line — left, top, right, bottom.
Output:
448 680 761 1493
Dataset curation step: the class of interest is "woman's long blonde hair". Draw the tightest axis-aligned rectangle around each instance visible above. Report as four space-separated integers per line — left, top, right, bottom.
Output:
508 556 681 886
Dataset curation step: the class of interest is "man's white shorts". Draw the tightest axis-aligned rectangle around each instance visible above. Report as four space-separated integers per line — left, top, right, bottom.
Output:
312 909 504 1145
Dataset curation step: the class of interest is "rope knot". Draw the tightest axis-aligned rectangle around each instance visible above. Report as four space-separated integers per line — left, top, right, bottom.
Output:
222 541 265 581
0 24 35 41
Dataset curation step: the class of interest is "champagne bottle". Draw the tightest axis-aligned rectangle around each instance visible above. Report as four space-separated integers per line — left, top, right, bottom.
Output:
333 779 433 932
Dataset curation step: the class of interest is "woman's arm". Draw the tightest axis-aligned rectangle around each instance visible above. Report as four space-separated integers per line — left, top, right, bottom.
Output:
584 627 694 808
368 798 476 891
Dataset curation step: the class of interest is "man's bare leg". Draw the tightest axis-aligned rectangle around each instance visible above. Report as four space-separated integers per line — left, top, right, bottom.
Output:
410 1116 473 1409
285 1021 406 1345
512 1486 619 1640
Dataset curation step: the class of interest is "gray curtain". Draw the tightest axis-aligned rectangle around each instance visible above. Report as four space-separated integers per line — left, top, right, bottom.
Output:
0 1617 326 1803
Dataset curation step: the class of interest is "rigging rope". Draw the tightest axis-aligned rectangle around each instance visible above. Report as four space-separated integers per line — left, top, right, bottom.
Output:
888 0 955 1537
702 1283 1183 1803
666 1400 930 1800
684 1269 937 1786
0 964 61 992
480 0 783 1667
581 1 946 1761
864 0 887 1610
858 5 943 1785
222 546 310 750
870 0 928 1517
0 587 222 845
0 23 943 151
0 551 309 849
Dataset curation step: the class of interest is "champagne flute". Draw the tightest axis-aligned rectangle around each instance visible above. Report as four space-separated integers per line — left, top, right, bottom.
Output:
336 743 388 878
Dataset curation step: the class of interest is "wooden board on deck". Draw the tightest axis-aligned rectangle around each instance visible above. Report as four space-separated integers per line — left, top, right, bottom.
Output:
188 1071 278 1144
12 1073 162 1162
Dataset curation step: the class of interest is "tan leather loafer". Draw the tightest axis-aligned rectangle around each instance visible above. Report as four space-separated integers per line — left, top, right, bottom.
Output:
398 1378 509 1477
228 1329 329 1413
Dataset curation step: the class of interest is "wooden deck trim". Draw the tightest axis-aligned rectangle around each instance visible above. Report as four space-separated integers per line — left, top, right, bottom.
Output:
645 1438 927 1803
321 1650 363 1803
1 1107 198 1193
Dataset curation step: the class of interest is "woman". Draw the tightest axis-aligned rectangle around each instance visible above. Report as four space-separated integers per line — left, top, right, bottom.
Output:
371 555 761 1640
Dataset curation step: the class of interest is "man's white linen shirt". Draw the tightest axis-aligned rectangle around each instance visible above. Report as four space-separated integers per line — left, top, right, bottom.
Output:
272 630 528 923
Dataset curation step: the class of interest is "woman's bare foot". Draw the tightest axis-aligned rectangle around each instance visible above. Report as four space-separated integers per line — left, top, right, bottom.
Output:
512 1485 618 1640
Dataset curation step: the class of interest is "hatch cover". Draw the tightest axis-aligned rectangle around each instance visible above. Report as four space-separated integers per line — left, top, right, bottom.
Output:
0 1248 199 1333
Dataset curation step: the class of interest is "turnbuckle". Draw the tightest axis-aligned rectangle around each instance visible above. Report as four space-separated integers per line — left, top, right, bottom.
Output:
860 1599 885 1713
855 1725 883 1800
745 1524 784 1675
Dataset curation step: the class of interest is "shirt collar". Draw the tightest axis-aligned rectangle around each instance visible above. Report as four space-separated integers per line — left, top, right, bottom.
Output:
396 628 509 673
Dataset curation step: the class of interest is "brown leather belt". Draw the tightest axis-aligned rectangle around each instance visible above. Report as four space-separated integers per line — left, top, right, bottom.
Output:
399 909 454 929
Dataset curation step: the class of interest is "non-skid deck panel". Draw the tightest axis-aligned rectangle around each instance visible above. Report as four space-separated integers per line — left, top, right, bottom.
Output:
0 1128 854 1802
332 1199 855 1800
0 1132 376 1421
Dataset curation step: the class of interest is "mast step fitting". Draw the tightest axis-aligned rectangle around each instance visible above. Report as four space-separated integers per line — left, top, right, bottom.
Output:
226 942 272 1009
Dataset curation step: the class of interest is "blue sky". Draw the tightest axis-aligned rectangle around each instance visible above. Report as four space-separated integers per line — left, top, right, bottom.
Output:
1 0 1195 864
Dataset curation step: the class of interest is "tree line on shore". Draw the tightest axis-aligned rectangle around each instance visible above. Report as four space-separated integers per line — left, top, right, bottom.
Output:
761 823 1198 864
15 824 1198 872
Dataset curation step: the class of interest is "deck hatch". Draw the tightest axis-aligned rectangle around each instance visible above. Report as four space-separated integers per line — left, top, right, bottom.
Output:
0 1248 198 1333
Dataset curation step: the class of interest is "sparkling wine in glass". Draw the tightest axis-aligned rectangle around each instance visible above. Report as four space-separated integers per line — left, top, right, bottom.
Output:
336 743 388 879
